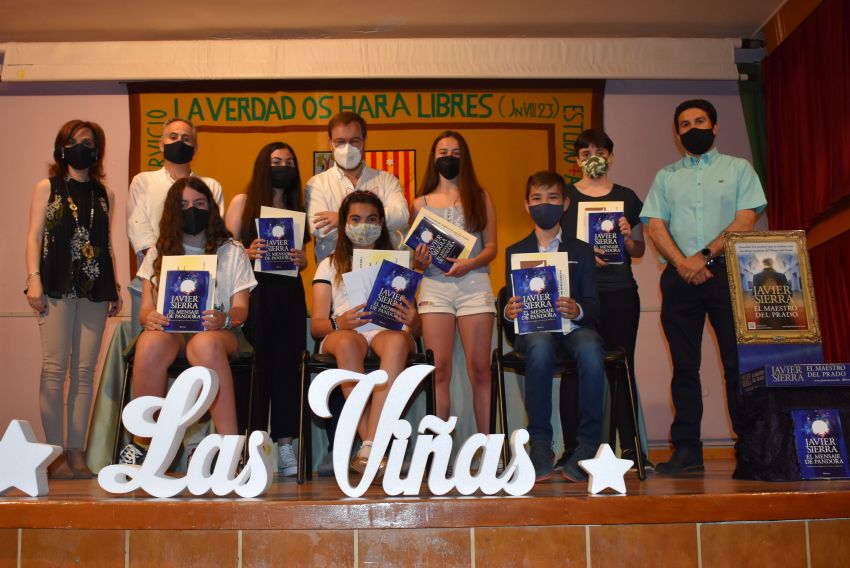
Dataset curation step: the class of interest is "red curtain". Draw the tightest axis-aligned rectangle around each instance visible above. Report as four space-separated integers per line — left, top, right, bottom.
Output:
810 230 850 362
763 0 850 230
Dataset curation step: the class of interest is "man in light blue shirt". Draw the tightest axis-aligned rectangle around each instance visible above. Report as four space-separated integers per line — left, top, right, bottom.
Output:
640 99 766 474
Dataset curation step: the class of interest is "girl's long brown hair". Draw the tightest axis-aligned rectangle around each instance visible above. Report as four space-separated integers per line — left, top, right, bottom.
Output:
238 141 307 246
330 190 393 285
152 176 232 286
416 130 487 233
49 119 107 183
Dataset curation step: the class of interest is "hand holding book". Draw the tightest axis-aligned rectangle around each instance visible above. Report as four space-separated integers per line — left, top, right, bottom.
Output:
391 296 418 328
247 238 307 269
444 257 475 278
557 297 581 320
412 243 432 271
336 303 371 331
142 309 170 332
200 309 228 331
505 295 580 321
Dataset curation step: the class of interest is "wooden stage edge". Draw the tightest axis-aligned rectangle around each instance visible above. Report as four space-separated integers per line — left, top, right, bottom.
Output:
3 458 850 530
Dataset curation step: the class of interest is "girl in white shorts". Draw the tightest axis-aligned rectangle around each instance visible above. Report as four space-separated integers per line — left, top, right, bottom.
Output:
412 131 497 434
311 190 420 474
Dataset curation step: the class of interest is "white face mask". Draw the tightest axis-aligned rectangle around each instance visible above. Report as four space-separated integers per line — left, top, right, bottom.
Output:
333 143 362 170
345 222 382 246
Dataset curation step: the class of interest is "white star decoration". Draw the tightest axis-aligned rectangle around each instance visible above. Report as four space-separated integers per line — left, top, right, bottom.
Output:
578 443 633 495
0 420 62 497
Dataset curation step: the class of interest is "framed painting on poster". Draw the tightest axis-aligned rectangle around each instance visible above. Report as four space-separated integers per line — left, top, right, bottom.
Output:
724 230 820 344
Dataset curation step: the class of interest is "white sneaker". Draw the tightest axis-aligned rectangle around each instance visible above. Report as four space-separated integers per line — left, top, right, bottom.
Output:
278 443 297 477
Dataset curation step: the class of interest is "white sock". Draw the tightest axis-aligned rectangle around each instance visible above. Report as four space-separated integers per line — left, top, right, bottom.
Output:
358 441 373 458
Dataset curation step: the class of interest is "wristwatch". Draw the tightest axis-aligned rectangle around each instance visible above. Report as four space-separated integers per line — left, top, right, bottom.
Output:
700 248 712 262
330 315 339 330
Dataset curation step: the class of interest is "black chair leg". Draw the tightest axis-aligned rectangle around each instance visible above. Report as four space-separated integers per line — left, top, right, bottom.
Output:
112 361 134 464
492 352 510 467
424 349 437 417
297 351 311 484
621 354 646 480
242 363 256 466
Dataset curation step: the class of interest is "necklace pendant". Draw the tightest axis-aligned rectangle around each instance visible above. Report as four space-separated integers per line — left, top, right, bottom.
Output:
82 242 95 259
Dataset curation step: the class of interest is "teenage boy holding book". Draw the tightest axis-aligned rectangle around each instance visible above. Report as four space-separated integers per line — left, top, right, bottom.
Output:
503 171 607 482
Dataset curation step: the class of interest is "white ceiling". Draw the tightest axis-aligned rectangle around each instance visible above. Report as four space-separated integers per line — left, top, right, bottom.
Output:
0 0 783 43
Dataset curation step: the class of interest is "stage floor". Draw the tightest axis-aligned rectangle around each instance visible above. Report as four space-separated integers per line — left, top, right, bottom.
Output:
4 457 850 530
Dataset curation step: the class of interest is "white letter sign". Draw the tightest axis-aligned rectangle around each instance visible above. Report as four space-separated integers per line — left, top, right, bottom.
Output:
98 367 273 498
308 364 535 498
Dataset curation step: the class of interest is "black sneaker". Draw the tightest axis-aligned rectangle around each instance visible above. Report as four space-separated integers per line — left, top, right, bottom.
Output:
553 453 571 473
560 445 596 482
655 447 704 474
118 441 146 465
529 441 554 482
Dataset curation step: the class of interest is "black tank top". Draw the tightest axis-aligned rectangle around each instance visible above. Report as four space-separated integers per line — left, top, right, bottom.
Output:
40 176 117 301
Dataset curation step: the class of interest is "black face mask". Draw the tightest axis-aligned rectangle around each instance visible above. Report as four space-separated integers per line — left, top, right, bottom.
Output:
435 156 460 180
181 207 210 236
62 143 98 170
270 165 298 189
528 203 564 230
679 127 715 156
163 140 195 165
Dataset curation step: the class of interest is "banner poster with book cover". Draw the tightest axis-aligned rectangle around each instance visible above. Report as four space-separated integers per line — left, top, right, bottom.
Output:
791 409 850 479
156 255 217 333
587 211 624 264
724 230 821 344
128 81 602 307
511 265 560 334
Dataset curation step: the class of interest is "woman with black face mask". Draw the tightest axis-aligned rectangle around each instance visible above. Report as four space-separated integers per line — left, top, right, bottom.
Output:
411 131 498 437
558 129 651 471
118 177 257 466
25 119 122 479
224 142 308 478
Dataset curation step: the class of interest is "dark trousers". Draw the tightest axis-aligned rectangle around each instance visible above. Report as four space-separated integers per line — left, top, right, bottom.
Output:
660 262 742 451
245 272 306 440
560 287 641 455
515 326 607 448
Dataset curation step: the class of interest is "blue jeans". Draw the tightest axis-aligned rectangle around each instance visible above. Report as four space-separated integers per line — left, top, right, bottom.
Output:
514 326 606 448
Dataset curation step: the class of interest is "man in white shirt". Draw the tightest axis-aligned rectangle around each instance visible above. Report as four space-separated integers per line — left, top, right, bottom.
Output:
126 117 225 336
305 111 409 263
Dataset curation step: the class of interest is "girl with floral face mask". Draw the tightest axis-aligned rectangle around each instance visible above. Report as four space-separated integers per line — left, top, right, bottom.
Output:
311 190 420 477
557 129 651 471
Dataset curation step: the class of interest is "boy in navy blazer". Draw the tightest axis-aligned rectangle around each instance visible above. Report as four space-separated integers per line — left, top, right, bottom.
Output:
503 171 606 482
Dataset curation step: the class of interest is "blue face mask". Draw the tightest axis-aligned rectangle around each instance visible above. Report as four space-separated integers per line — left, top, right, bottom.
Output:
528 203 563 230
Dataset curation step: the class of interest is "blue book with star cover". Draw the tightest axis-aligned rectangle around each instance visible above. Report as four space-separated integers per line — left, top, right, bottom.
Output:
161 270 211 333
511 265 560 334
365 260 423 331
791 409 850 479
404 216 465 273
258 217 295 271
587 211 625 264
